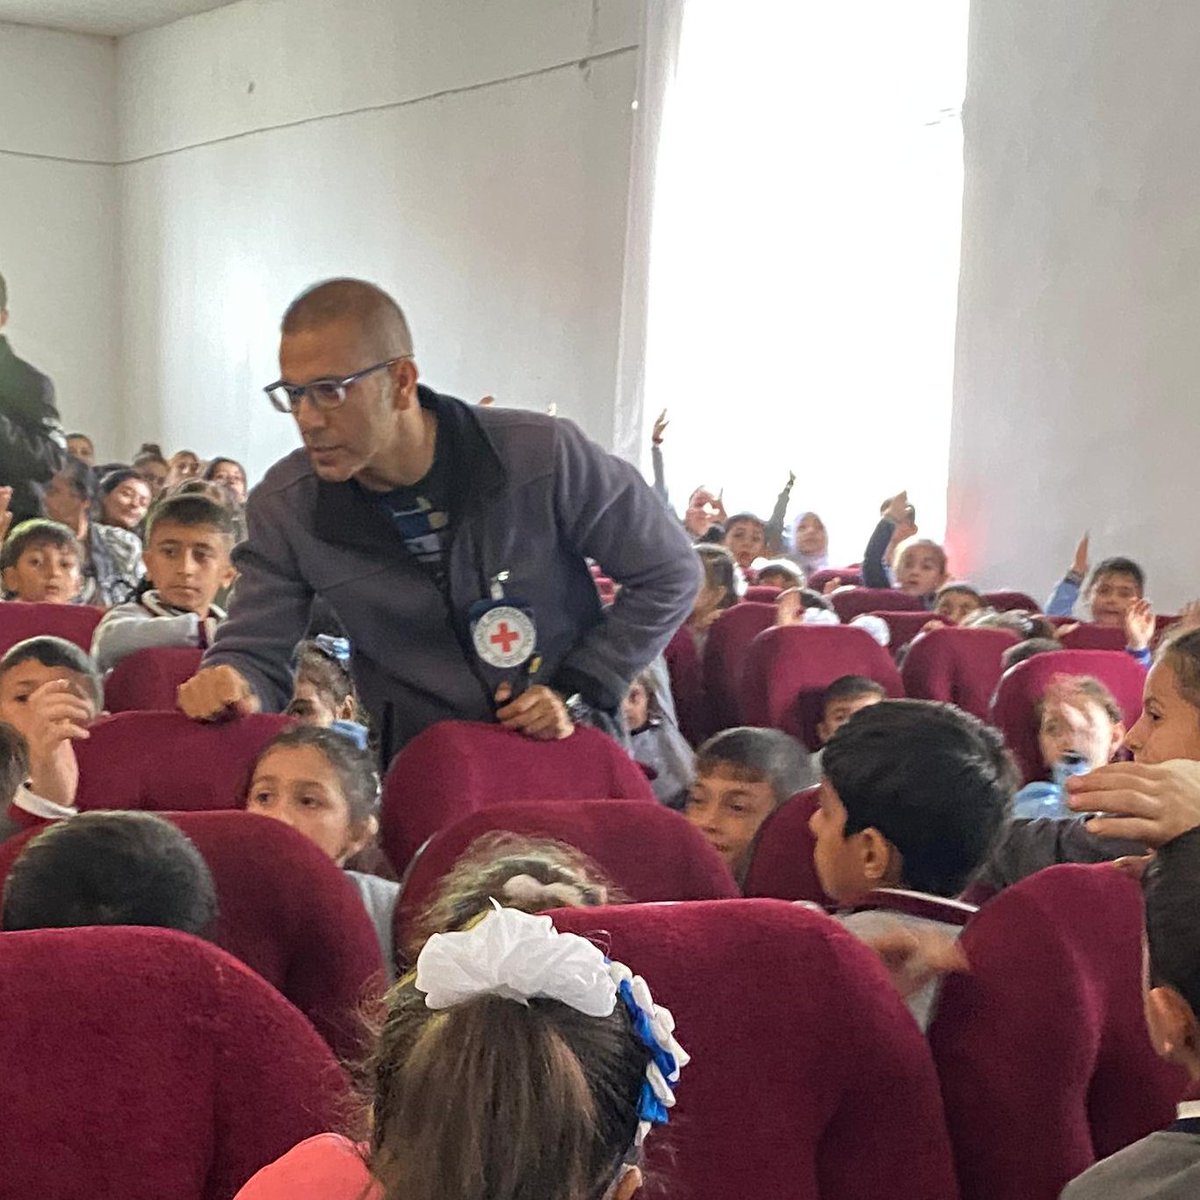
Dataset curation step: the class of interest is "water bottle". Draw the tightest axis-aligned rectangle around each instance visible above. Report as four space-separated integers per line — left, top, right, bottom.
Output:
1013 752 1091 820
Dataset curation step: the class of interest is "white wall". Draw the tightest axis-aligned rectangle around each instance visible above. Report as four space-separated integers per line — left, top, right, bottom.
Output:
949 0 1200 610
115 0 639 477
0 22 120 455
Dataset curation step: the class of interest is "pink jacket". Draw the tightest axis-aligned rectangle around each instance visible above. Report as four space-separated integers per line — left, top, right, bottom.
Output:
235 1135 380 1199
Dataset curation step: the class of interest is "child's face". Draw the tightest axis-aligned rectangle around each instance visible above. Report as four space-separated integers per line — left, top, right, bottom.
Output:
66 436 94 465
286 679 341 727
896 546 948 597
623 680 650 733
684 765 778 876
794 515 826 556
102 479 152 531
138 462 168 496
724 521 765 569
817 691 883 746
808 779 881 905
1124 660 1200 765
42 472 87 530
934 590 983 625
143 521 236 615
1088 571 1142 627
210 462 247 502
246 744 367 864
1038 697 1122 772
0 662 98 739
2 543 82 604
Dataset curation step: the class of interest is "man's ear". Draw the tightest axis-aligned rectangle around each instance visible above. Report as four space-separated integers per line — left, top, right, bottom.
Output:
1146 985 1200 1072
857 827 902 888
390 357 420 409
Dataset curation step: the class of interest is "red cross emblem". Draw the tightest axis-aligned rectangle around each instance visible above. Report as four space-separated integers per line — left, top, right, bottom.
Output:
490 622 520 655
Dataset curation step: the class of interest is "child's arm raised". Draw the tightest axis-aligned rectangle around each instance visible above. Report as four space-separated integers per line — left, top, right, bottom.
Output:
862 491 909 589
22 680 92 809
1046 532 1088 617
650 409 670 508
764 471 796 557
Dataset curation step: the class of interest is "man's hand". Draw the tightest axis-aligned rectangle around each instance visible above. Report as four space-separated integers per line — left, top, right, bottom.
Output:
495 683 573 740
652 409 669 446
1071 532 1090 579
1126 597 1156 653
0 486 12 543
177 665 261 722
1066 760 1200 846
23 679 93 808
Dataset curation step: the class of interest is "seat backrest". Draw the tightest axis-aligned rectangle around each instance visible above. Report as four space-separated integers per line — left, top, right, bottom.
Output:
395 799 739 958
901 626 1019 719
807 568 863 592
701 602 777 733
854 888 977 927
0 811 384 1059
741 788 830 904
744 584 783 603
874 610 934 655
830 587 926 622
75 711 293 812
381 720 656 870
551 900 959 1200
104 646 204 712
740 625 904 749
928 864 1189 1200
1057 622 1129 651
983 590 1040 613
0 601 105 657
664 625 706 746
0 925 348 1200
990 651 1146 784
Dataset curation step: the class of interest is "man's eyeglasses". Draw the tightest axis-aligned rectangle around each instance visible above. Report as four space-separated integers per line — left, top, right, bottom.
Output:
264 355 412 414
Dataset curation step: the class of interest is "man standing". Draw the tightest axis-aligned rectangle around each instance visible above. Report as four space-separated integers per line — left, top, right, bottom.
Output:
180 278 699 760
0 272 66 523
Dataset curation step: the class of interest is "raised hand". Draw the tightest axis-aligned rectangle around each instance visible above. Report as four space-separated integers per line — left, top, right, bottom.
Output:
883 490 910 525
23 679 94 808
1125 597 1156 652
652 409 669 445
1071 532 1090 579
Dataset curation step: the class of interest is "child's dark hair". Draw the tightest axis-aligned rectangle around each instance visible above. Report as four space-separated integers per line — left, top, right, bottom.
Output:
695 727 810 806
133 443 168 469
56 455 96 501
935 583 984 607
821 675 886 716
627 669 664 724
405 831 622 960
793 587 833 613
1002 638 1062 671
1 519 82 571
756 560 804 590
724 512 765 532
822 700 1016 897
1145 828 1200 1016
0 722 29 804
694 544 737 609
145 492 235 542
203 456 245 481
2 811 218 936
1088 556 1145 594
1155 627 1200 713
251 725 379 827
366 971 650 1200
98 468 145 501
0 637 102 710
65 432 94 450
292 639 358 720
965 608 1057 642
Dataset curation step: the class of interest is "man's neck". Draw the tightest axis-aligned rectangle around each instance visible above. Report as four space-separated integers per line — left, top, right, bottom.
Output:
356 408 438 492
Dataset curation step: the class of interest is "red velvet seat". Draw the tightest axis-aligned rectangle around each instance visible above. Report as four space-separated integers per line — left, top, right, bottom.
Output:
741 787 830 904
551 900 960 1200
901 626 1019 719
74 711 293 812
1057 622 1129 651
381 720 655 870
740 625 904 749
807 568 863 592
829 587 925 622
990 651 1146 784
104 646 204 712
744 584 783 603
0 811 383 1059
700 601 777 734
928 865 1189 1200
983 590 1040 613
664 625 706 746
395 799 739 958
0 601 104 657
853 888 977 926
1156 613 1181 640
0 925 348 1200
874 609 935 655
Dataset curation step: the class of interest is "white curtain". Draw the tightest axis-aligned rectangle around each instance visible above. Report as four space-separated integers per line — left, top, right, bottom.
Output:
619 0 969 564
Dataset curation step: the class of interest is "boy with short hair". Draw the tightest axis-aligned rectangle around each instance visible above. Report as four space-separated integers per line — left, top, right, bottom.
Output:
816 675 887 749
684 726 816 881
1047 534 1146 628
0 637 102 840
723 512 767 586
91 493 236 673
1 519 83 603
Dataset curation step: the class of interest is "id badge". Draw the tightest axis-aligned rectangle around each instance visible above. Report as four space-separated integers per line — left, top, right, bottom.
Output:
468 572 540 702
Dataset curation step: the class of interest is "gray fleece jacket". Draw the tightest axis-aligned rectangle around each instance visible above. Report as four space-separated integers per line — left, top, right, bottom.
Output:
204 388 700 761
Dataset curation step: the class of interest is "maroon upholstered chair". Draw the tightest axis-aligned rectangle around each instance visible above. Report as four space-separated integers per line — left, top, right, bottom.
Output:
928 865 1189 1200
381 720 655 871
1057 622 1129 651
104 646 204 712
852 888 977 927
394 799 739 958
900 626 1019 719
0 601 105 656
1156 614 1181 640
700 601 777 734
875 609 934 655
0 811 384 1059
741 787 830 904
829 587 925 623
740 625 904 749
74 711 293 812
744 584 783 603
983 590 1040 613
808 568 863 592
990 651 1146 784
551 900 960 1200
664 625 706 746
0 925 348 1200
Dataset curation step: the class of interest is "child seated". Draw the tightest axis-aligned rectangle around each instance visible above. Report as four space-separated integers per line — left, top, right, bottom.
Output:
688 544 738 646
684 727 816 882
245 725 398 971
932 583 986 625
1 520 83 604
623 668 694 809
91 493 236 673
2 811 218 936
755 559 804 592
812 675 886 771
1047 534 1145 628
723 511 767 587
862 492 948 605
0 637 101 838
285 637 370 748
810 699 1014 1026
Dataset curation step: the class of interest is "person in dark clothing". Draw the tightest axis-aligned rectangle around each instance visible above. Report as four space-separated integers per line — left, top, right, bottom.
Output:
0 273 66 524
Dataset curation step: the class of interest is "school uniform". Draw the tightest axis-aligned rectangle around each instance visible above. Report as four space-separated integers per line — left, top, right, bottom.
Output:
0 785 75 843
91 589 224 674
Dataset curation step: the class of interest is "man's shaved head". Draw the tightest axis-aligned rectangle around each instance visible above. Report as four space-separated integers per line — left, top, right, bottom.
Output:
282 278 414 359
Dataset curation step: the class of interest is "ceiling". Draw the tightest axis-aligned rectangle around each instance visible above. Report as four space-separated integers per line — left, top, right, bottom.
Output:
0 0 239 37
